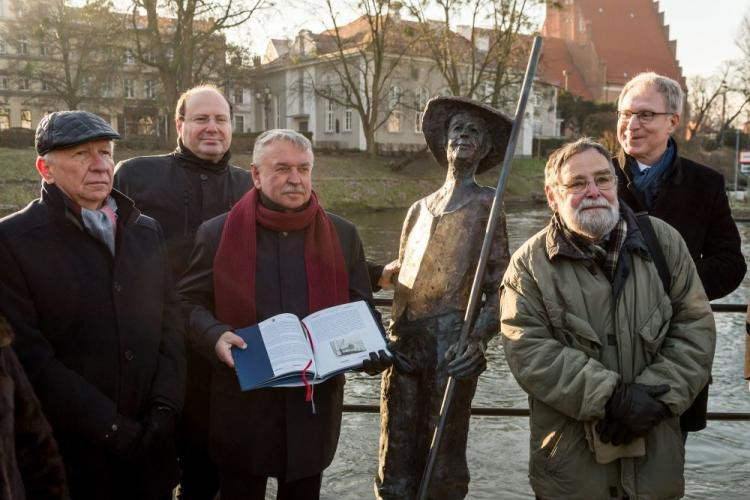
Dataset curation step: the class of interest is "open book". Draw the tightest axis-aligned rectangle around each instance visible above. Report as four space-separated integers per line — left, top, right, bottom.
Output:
231 300 388 391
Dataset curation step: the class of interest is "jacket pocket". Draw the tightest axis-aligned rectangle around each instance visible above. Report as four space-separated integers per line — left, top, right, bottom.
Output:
637 294 672 359
545 298 602 358
552 313 602 359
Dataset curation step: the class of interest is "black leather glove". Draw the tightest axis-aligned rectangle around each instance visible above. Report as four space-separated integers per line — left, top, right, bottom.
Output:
361 350 393 375
104 414 143 459
603 382 671 438
445 339 487 380
596 417 637 446
136 405 176 457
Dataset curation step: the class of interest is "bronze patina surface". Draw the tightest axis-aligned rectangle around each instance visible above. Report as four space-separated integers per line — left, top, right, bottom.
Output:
376 97 511 500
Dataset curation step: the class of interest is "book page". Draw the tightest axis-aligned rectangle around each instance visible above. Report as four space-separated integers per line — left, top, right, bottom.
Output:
302 301 388 377
258 314 315 376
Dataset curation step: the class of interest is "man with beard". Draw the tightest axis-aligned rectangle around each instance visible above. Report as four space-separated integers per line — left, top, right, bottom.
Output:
114 85 251 499
614 72 745 440
500 138 715 499
376 97 511 500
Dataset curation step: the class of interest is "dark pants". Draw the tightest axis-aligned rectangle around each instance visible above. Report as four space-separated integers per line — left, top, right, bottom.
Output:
219 472 322 500
178 352 219 500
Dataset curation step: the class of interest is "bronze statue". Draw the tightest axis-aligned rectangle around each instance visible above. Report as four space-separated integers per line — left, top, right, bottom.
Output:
376 97 512 499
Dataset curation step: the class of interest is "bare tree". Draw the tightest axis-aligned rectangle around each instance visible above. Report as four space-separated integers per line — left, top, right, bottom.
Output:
307 0 422 155
404 0 539 108
686 72 727 142
126 0 267 144
2 0 124 110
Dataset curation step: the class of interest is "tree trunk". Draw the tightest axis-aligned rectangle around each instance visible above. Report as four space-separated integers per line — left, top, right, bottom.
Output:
365 127 378 155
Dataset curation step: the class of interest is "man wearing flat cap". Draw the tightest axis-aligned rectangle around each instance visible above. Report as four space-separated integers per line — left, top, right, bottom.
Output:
376 97 512 499
0 111 185 500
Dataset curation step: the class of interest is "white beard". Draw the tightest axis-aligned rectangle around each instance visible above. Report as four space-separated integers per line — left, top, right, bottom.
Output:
560 196 620 240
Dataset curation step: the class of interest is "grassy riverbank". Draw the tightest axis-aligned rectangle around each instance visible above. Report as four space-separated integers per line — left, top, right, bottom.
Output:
0 146 547 216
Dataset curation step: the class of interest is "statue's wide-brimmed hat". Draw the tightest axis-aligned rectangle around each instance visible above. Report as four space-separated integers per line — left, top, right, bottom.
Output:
422 96 513 174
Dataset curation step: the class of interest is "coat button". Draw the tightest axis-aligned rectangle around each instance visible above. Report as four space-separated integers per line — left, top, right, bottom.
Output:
113 282 122 292
200 174 208 181
124 350 134 361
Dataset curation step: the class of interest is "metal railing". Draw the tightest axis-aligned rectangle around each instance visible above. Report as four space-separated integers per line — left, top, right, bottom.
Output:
352 299 750 421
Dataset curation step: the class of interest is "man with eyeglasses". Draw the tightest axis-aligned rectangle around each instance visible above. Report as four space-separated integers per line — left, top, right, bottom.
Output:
501 137 715 499
114 85 252 500
614 72 745 442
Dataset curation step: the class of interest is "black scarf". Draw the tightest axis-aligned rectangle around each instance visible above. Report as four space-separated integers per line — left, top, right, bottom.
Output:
174 138 231 172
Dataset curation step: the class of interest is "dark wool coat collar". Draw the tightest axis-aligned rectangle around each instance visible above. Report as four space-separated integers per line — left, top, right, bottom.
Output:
41 182 140 227
616 137 685 194
174 139 231 173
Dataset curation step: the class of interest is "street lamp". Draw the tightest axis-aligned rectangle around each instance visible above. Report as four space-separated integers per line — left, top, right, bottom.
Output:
255 85 273 130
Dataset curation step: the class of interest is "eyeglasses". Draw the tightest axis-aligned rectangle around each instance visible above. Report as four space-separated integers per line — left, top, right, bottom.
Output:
616 109 673 123
560 174 616 194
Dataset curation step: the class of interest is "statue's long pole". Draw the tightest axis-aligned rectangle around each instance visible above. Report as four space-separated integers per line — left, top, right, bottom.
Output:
415 35 543 500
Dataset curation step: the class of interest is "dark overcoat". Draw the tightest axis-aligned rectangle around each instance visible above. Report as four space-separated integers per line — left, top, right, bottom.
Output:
615 145 746 431
114 148 252 453
178 207 373 482
0 184 185 499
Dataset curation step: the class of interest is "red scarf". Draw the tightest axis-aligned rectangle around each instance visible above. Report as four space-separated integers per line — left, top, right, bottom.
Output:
213 187 349 329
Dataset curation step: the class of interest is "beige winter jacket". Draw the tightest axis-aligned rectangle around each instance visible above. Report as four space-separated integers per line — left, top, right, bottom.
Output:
501 212 715 500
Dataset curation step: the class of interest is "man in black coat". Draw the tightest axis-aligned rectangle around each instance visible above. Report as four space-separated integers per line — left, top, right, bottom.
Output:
0 111 185 500
113 85 251 500
179 129 390 500
614 72 746 438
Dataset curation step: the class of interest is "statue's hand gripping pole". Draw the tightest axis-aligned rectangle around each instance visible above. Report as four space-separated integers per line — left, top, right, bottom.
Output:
416 35 544 500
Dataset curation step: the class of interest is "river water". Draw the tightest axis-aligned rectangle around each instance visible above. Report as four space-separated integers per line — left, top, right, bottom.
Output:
307 205 749 499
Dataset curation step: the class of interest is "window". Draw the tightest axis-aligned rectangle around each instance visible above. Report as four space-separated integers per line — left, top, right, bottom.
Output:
144 79 156 99
20 109 31 129
234 115 244 132
0 38 6 54
437 86 452 97
0 77 7 90
0 108 9 131
18 38 28 55
137 116 155 135
344 108 352 132
18 78 30 91
40 43 49 56
325 99 334 133
42 80 50 91
124 79 135 99
388 85 401 110
387 110 401 133
124 49 135 65
101 78 114 98
234 88 244 104
80 76 90 96
415 87 428 133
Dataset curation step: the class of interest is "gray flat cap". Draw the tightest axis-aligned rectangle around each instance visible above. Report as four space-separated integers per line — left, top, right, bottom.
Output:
36 111 121 155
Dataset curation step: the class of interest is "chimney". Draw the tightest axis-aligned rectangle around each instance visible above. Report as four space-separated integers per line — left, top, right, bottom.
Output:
252 55 262 67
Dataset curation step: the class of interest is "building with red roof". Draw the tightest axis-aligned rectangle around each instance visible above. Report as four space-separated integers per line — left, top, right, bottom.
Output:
540 0 685 102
